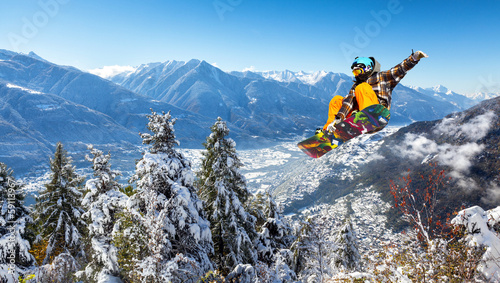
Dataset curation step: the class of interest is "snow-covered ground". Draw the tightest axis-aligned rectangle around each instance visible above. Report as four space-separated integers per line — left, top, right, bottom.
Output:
300 186 398 254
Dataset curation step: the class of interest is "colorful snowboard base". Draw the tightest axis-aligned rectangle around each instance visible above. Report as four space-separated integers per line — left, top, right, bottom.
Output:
297 104 390 158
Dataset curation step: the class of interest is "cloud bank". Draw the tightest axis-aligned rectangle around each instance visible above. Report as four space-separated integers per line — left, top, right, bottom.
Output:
393 111 496 189
433 111 496 141
88 65 137 79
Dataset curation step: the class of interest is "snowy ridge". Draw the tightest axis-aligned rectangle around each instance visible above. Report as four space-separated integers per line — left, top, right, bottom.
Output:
468 91 500 101
257 70 329 85
410 84 500 105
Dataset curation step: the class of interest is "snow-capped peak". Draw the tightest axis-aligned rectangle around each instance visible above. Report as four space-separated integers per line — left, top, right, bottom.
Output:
467 92 500 101
432 85 451 94
258 70 328 85
26 51 47 62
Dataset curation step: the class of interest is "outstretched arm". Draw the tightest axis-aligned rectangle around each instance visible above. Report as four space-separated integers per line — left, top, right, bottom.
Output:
334 50 427 122
381 50 428 90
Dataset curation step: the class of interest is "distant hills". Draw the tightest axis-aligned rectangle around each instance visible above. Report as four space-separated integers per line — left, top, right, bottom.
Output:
105 59 329 137
0 49 497 175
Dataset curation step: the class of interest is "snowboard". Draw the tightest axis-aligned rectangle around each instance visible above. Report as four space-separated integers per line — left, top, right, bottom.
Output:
297 104 390 158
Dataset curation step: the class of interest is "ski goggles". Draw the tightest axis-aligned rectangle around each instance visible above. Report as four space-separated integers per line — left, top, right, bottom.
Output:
352 66 365 77
352 65 372 77
351 62 372 77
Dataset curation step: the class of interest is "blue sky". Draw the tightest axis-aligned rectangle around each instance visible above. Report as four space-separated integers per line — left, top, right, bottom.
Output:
1 0 499 94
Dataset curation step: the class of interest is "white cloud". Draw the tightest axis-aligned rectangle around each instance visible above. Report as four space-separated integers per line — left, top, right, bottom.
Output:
436 142 484 174
242 66 257 72
433 116 458 136
454 176 479 190
395 133 484 174
393 133 485 189
87 65 137 79
460 111 496 140
482 182 500 205
366 152 385 162
433 111 496 141
395 111 496 188
393 133 438 160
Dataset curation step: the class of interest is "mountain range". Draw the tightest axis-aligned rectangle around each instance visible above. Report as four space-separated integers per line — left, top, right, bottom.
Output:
0 49 498 175
104 59 497 130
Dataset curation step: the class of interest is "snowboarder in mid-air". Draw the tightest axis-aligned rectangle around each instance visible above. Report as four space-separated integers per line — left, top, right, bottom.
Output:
298 50 428 158
323 50 428 133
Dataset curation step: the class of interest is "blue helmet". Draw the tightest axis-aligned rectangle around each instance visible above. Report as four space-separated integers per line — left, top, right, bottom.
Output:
351 57 374 70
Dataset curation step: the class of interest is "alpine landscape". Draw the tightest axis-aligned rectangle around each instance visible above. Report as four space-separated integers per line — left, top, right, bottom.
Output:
1 47 499 282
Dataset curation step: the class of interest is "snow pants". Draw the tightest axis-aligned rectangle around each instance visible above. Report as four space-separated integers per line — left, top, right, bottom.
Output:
323 82 379 130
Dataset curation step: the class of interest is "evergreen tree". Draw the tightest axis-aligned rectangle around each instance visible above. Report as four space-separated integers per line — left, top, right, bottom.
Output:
250 192 296 281
334 218 361 271
112 206 147 282
80 145 127 281
130 109 213 282
256 192 294 265
32 142 86 265
247 193 267 230
197 117 257 275
0 163 34 282
291 217 334 281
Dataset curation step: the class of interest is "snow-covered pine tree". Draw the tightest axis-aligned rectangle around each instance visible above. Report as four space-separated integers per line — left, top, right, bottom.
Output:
0 163 35 282
256 192 294 265
291 217 334 281
31 142 86 266
80 145 127 282
111 179 147 282
197 117 257 275
334 218 361 271
112 205 147 282
249 192 296 281
247 192 267 230
130 109 213 282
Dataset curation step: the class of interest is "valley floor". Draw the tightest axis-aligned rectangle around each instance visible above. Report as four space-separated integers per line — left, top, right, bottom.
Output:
182 128 404 263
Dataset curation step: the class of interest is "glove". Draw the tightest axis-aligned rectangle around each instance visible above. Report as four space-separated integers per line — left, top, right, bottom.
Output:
326 118 342 133
412 50 428 61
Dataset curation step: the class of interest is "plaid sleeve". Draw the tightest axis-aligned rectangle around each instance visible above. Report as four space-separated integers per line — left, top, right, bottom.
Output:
380 55 419 89
335 84 357 120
